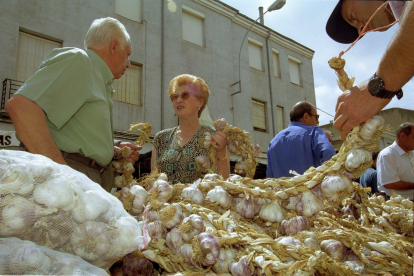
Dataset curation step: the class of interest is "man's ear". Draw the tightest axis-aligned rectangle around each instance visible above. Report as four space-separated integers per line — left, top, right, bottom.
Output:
110 39 119 55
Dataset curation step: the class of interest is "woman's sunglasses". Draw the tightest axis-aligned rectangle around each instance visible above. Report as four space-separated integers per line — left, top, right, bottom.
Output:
170 91 199 102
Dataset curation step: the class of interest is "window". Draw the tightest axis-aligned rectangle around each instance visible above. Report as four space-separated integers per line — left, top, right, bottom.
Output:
248 38 263 71
252 99 267 132
288 55 301 85
272 49 280 77
15 32 61 82
115 0 141 22
182 5 205 46
277 106 284 132
113 64 142 105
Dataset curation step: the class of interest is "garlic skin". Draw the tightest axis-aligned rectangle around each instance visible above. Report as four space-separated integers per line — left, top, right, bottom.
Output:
179 214 206 243
320 175 353 201
229 256 252 276
320 239 346 261
227 138 237 153
213 118 227 131
8 244 52 274
259 199 286 223
197 232 220 266
212 248 237 273
32 176 76 211
182 186 205 205
180 244 196 267
251 143 261 157
203 132 212 148
160 203 184 229
142 250 158 263
234 161 249 175
114 175 123 188
71 190 110 223
166 228 184 255
345 149 372 172
236 196 260 219
203 173 220 182
344 261 365 274
153 180 173 203
147 210 161 222
285 195 302 210
0 164 34 196
359 116 385 142
281 216 311 236
296 191 324 217
206 186 232 209
195 156 211 172
130 185 148 214
401 198 414 209
275 237 302 249
147 221 167 240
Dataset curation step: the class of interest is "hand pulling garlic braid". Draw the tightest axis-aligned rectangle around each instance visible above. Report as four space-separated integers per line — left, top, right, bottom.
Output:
328 56 355 92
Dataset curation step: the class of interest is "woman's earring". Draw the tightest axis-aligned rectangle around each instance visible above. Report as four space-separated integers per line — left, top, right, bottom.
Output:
198 106 201 110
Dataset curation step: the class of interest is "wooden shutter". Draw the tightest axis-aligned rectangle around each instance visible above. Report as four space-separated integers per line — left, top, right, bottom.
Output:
182 6 204 46
252 99 266 132
288 56 301 85
113 64 142 105
277 106 284 132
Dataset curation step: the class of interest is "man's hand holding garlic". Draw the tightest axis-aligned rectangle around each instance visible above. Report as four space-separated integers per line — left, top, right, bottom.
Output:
114 142 142 164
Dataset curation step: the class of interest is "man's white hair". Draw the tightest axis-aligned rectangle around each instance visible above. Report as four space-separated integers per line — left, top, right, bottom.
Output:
84 17 130 50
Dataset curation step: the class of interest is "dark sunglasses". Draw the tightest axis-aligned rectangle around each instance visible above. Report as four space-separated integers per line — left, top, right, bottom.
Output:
309 113 320 120
170 91 198 102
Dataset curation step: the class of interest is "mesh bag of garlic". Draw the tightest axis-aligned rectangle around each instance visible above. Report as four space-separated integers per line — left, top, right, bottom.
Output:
116 116 413 276
0 237 108 275
0 150 150 270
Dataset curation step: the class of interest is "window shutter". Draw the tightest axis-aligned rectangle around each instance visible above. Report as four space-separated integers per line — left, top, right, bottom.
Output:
288 57 301 85
272 50 279 77
248 42 262 70
115 0 141 22
113 64 142 105
182 7 204 46
252 100 266 131
277 106 284 132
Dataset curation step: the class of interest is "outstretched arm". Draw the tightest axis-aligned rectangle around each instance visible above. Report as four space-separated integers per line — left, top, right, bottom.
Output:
334 2 414 140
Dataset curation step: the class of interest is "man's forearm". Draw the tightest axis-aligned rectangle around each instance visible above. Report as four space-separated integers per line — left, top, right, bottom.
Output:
6 95 66 164
384 180 414 190
377 2 414 91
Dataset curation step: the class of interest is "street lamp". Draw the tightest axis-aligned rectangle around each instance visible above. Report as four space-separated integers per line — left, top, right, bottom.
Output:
231 0 286 95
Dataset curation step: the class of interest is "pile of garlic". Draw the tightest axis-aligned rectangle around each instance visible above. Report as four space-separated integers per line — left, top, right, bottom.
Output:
0 150 149 270
0 237 107 275
116 115 412 275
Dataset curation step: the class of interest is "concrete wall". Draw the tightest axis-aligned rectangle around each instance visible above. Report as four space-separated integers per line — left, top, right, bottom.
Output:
0 0 315 156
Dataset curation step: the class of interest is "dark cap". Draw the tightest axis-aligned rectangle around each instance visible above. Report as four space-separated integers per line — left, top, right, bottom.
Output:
326 0 359 44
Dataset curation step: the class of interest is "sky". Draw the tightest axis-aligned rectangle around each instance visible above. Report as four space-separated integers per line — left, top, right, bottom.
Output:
220 0 414 126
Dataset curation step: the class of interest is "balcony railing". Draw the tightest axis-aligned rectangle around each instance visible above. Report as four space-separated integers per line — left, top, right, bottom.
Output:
1 79 24 111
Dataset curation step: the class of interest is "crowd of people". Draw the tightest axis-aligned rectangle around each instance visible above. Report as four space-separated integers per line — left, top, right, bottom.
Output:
6 1 413 200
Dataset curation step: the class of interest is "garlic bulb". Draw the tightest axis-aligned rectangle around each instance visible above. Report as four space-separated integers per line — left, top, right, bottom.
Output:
70 221 110 261
229 256 252 276
401 199 414 209
320 175 353 201
320 239 346 261
296 191 324 217
345 149 372 172
251 143 261 157
147 221 167 240
195 156 211 172
206 186 232 209
112 160 123 173
180 244 196 267
33 176 76 210
213 118 227 131
203 173 220 182
275 237 302 249
259 199 286 223
147 210 161 222
114 175 123 188
142 250 158 263
71 189 110 223
285 195 302 210
236 196 260 219
160 203 184 229
227 138 237 153
234 161 248 175
203 132 212 148
0 164 34 196
152 180 173 203
197 232 220 266
228 174 243 181
344 250 360 262
166 228 184 255
179 214 206 242
304 237 319 249
212 248 237 273
281 216 311 236
8 244 52 274
359 115 385 142
130 185 148 214
123 162 135 173
182 186 205 205
344 261 365 274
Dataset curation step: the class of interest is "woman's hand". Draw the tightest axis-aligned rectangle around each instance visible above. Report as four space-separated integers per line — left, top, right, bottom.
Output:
211 131 227 158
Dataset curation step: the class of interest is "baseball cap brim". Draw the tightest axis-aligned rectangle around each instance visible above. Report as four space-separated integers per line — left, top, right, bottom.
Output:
326 0 359 44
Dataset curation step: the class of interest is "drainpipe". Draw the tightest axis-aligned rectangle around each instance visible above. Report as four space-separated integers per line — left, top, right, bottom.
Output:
266 29 276 137
161 0 165 129
259 7 264 25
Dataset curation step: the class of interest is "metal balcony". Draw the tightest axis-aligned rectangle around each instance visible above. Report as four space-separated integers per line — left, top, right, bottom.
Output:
1 79 24 113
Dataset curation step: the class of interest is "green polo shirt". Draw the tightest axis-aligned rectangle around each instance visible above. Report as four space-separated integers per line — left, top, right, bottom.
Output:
16 47 115 166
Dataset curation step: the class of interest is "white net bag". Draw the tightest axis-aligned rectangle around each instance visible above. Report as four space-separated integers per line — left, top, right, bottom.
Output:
0 237 108 275
0 150 150 269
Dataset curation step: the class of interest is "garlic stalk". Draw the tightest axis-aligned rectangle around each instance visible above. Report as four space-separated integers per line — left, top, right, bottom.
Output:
320 174 353 201
296 191 324 217
130 185 148 214
320 239 346 261
8 244 52 275
236 196 260 219
166 228 184 255
281 216 311 236
345 149 372 172
212 248 237 273
32 176 76 211
0 164 34 196
182 186 205 205
206 186 232 209
179 214 205 243
147 221 167 240
160 203 184 229
229 256 252 276
259 199 286 223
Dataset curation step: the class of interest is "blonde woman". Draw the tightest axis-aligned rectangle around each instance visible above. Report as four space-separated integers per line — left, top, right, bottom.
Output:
151 74 230 183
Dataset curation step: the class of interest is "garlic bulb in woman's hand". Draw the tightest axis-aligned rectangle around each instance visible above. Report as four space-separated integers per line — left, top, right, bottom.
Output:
259 199 286 223
160 203 184 229
213 118 227 131
182 186 205 205
179 214 206 242
203 132 212 148
206 186 232 209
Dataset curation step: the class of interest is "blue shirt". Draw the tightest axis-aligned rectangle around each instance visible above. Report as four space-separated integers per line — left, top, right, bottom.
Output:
266 122 336 178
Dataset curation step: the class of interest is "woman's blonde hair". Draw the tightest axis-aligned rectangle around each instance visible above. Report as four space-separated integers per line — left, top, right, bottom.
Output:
168 74 210 118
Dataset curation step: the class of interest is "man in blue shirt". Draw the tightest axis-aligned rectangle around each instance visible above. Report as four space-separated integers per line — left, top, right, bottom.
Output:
266 101 336 178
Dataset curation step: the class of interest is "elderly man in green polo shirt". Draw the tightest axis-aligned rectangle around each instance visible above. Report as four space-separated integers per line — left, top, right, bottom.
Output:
6 17 141 191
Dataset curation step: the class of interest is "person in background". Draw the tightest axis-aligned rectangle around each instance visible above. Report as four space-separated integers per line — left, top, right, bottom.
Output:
359 152 379 194
266 101 336 178
6 17 140 191
326 0 413 140
377 122 414 200
151 74 230 183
